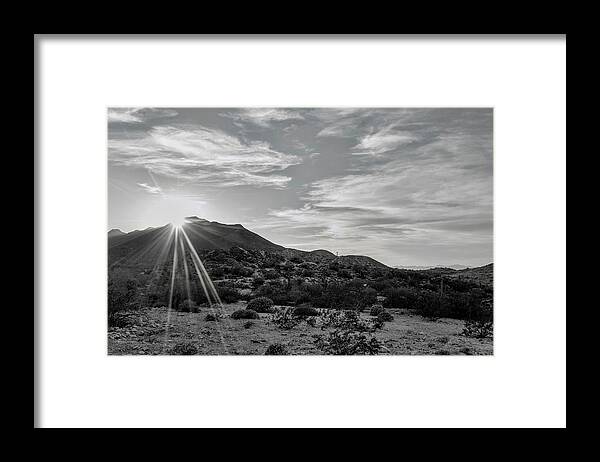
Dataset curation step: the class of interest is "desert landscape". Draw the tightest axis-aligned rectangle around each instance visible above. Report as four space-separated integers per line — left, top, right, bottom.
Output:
108 218 493 355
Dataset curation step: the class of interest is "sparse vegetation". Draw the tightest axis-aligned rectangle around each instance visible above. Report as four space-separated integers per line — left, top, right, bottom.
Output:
376 310 394 323
231 309 260 320
247 297 275 313
109 240 493 355
171 342 198 355
462 298 493 339
265 343 287 355
292 305 319 317
370 304 385 316
270 307 302 329
314 330 382 355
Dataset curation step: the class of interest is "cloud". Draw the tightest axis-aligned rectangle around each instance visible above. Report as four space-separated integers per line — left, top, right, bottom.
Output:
137 183 162 194
109 125 301 188
260 112 493 262
108 108 178 124
221 108 304 128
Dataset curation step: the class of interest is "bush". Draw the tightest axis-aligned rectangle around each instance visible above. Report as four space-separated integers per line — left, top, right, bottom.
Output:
108 278 140 327
231 309 260 320
217 285 241 303
171 342 198 355
265 343 288 355
292 305 319 317
314 330 382 355
204 313 220 322
270 307 301 329
319 310 380 333
377 311 394 322
108 311 135 328
370 304 385 316
243 321 254 329
263 270 280 280
313 281 376 311
247 297 275 313
462 298 493 338
180 299 199 313
382 287 418 310
462 320 493 338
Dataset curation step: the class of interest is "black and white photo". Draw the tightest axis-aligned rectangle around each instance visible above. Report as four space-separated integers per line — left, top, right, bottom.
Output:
108 107 493 355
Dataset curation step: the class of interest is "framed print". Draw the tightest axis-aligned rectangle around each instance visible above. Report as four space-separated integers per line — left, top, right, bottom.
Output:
35 35 566 428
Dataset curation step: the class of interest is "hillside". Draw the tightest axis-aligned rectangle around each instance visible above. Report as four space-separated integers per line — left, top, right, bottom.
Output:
108 217 385 269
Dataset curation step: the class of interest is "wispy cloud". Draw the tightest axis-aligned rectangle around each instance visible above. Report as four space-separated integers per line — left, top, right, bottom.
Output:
109 125 301 188
221 108 304 128
136 182 162 194
108 108 178 124
255 110 493 265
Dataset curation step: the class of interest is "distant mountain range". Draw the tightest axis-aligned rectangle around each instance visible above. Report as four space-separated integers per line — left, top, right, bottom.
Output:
108 217 488 276
395 264 472 271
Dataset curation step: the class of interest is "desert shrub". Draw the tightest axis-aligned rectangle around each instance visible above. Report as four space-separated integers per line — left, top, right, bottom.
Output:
247 296 275 313
263 269 280 280
292 305 319 317
314 280 377 311
306 316 317 327
204 313 220 322
231 309 260 320
108 311 135 328
319 310 379 333
217 285 241 303
229 263 253 277
265 343 288 355
252 276 265 287
270 307 301 329
338 269 352 279
108 278 140 327
462 320 493 339
314 330 382 355
462 298 493 338
171 342 198 355
382 287 419 310
370 304 385 316
377 310 394 322
243 321 254 329
179 299 199 313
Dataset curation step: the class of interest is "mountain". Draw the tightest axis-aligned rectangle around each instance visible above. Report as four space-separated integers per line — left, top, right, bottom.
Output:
454 263 493 285
337 255 388 269
107 228 125 238
108 217 387 269
181 216 284 251
108 218 284 268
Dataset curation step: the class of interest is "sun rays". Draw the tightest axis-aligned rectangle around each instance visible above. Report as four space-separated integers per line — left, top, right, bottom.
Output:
156 221 230 354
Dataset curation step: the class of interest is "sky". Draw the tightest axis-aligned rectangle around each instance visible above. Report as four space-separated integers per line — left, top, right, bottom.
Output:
108 108 493 267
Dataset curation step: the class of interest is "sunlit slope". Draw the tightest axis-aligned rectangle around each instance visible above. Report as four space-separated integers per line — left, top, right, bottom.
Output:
108 218 284 268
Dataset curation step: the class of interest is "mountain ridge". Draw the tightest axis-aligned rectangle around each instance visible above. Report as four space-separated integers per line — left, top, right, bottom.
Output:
108 218 388 268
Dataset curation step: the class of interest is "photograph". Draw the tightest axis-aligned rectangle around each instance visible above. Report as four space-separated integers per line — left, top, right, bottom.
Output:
108 107 494 355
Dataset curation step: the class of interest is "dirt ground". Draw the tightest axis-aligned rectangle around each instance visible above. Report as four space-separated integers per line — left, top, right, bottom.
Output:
107 303 493 356
108 302 493 355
